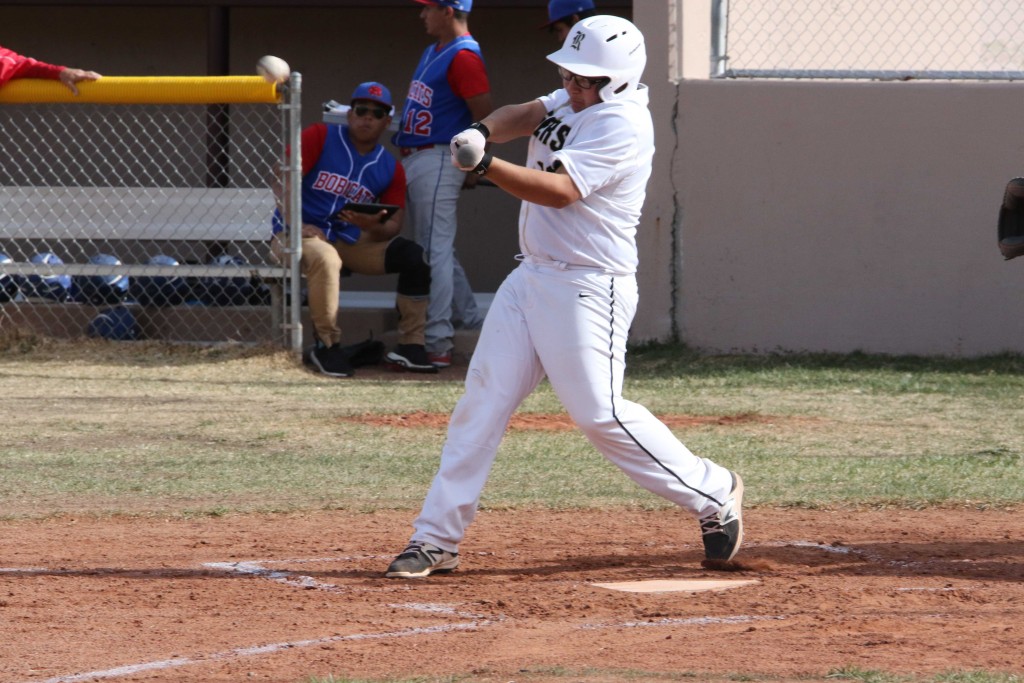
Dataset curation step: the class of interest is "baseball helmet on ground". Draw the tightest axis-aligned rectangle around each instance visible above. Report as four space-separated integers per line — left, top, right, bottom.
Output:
24 252 71 301
72 253 129 305
198 253 254 306
87 305 140 341
998 177 1024 260
130 254 188 307
0 252 19 303
547 14 646 102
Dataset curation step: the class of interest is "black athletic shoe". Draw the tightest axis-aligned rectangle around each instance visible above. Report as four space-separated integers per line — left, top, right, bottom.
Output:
310 342 354 378
385 541 459 578
700 471 744 561
385 344 439 373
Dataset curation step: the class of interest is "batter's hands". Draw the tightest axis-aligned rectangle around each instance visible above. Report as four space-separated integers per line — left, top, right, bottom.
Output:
450 128 487 172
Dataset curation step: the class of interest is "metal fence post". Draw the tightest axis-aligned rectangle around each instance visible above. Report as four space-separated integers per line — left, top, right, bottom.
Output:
287 73 304 355
711 0 729 78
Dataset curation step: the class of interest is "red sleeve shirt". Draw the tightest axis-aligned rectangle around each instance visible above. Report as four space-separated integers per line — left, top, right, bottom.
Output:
448 49 490 100
0 45 65 87
379 161 407 208
299 123 328 176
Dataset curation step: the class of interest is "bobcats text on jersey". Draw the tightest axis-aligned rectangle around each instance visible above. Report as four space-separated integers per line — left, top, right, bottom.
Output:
310 171 377 204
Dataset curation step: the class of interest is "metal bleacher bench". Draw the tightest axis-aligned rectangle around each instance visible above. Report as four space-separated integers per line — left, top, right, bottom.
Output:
0 186 285 279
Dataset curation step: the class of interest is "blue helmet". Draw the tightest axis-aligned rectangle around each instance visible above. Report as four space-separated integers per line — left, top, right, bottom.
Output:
24 252 71 301
130 254 188 307
198 253 254 306
0 252 19 303
73 253 129 305
87 305 140 341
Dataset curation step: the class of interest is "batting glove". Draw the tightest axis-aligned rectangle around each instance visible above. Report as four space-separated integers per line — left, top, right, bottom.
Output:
450 123 492 174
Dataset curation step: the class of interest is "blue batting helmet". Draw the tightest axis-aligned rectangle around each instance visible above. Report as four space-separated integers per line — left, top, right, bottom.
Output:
72 253 129 305
24 252 71 301
87 305 141 341
130 254 188 307
198 253 254 306
0 252 19 303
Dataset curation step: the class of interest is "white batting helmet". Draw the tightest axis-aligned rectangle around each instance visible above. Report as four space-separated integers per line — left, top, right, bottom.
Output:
546 14 646 102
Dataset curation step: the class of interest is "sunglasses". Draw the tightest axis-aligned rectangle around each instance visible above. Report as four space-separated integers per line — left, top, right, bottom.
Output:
352 104 389 120
557 66 608 90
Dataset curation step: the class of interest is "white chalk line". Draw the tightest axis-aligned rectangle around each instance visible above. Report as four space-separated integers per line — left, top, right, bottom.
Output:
24 621 486 683
205 560 347 593
581 614 786 630
10 556 498 683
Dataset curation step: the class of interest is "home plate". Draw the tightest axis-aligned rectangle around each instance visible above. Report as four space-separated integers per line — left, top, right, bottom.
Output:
592 579 759 593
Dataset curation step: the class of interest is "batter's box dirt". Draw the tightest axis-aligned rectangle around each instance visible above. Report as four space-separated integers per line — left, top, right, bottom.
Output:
1 507 1022 682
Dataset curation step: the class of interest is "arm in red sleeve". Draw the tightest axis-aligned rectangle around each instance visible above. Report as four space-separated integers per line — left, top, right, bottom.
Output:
299 123 328 176
379 161 407 208
0 46 65 86
448 49 490 100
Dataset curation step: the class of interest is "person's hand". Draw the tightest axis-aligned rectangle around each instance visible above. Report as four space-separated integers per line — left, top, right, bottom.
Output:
300 225 329 241
336 209 395 241
58 68 102 96
450 127 487 171
336 209 389 228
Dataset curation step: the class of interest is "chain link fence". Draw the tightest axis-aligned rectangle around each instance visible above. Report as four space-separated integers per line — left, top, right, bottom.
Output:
0 76 302 348
714 0 1024 80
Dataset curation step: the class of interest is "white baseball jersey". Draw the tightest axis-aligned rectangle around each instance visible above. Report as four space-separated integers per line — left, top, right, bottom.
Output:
520 84 654 274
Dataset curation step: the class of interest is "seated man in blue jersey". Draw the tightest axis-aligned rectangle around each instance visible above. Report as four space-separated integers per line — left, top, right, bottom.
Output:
272 81 436 377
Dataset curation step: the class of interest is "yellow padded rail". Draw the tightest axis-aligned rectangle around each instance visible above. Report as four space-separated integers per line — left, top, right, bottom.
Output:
0 76 281 105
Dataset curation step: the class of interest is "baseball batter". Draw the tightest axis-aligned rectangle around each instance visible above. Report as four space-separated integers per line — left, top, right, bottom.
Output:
386 15 744 579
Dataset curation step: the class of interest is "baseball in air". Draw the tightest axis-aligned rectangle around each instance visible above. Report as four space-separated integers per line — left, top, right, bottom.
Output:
256 55 290 84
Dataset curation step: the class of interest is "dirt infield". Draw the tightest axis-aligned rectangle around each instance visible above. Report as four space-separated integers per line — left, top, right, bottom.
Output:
2 507 1022 682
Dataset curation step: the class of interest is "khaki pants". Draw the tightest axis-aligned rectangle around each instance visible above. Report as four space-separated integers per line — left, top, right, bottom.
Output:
272 228 428 347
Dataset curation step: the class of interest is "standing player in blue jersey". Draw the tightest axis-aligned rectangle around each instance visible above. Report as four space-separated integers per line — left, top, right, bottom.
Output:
386 16 743 578
272 82 436 377
395 0 493 368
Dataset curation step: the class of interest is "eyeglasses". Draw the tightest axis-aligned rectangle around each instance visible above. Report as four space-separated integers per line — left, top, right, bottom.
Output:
557 66 608 90
352 104 389 120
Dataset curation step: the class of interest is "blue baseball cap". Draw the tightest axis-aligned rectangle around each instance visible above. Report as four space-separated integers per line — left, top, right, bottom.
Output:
543 0 595 26
413 0 472 12
350 81 392 108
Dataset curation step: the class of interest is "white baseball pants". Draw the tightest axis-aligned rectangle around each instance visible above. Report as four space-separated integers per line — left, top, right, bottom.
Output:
411 260 735 552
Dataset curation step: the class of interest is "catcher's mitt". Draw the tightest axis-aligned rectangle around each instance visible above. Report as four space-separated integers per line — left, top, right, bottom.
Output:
998 177 1024 260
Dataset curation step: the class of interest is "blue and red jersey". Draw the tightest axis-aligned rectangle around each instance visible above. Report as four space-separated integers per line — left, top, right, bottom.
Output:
273 123 406 244
394 35 488 148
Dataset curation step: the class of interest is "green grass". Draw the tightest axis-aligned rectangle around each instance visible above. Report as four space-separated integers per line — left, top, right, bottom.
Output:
2 337 1022 683
2 340 1024 518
